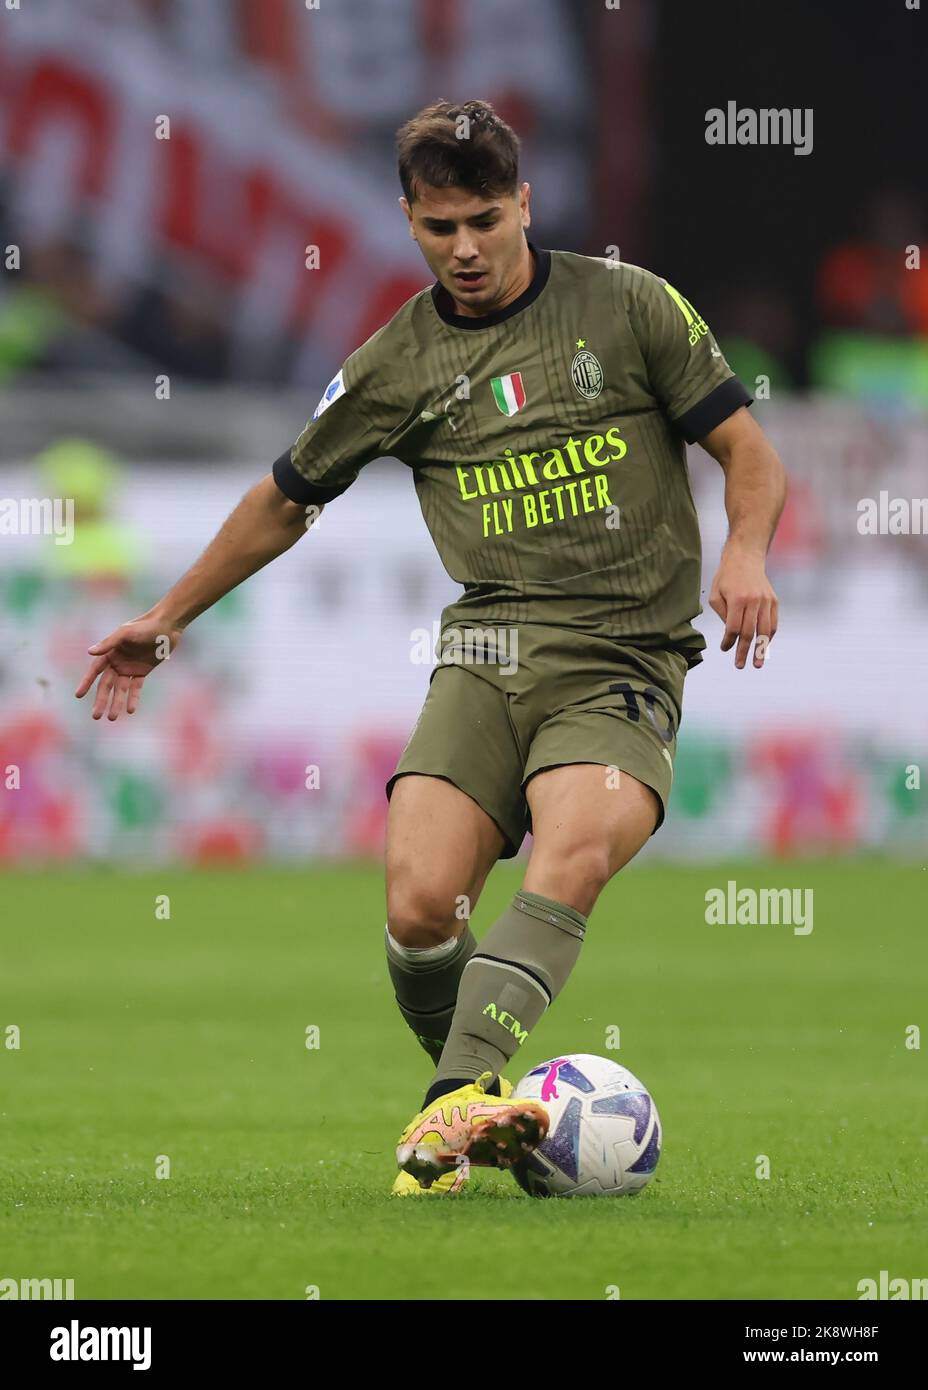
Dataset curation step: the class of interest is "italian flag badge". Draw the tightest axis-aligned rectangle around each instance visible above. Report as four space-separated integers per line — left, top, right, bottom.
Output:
490 372 526 416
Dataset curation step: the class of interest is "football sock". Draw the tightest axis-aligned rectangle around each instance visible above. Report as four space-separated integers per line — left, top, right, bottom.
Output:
385 923 477 1067
423 890 587 1107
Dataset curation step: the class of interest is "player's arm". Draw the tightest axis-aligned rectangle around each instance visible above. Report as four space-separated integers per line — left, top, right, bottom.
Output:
78 346 392 722
76 474 313 721
625 266 786 672
698 406 786 670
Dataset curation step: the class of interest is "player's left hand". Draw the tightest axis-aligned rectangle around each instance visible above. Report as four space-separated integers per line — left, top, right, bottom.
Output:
708 545 778 669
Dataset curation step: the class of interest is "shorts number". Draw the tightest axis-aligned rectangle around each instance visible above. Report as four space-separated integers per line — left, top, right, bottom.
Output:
608 682 675 743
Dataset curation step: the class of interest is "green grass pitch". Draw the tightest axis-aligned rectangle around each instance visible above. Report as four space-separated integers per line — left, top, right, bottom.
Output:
1 861 924 1300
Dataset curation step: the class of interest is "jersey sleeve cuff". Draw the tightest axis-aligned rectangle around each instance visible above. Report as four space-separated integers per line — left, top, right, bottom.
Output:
272 450 350 505
674 377 753 444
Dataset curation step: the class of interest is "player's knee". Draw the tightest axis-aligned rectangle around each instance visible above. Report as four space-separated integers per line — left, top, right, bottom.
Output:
385 883 460 949
525 840 613 911
562 838 614 888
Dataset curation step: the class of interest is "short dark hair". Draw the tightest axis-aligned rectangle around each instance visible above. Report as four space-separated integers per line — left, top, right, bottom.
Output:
396 100 520 203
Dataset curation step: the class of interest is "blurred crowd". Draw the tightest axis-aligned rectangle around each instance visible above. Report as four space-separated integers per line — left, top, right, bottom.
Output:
0 0 588 386
0 2 922 400
716 186 928 406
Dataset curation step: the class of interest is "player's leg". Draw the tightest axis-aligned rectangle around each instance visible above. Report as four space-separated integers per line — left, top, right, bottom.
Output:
386 665 545 1192
395 639 684 1184
383 660 529 1068
384 771 505 1068
425 765 657 1101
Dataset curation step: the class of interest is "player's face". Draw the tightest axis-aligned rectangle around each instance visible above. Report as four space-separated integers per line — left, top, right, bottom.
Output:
400 182 532 317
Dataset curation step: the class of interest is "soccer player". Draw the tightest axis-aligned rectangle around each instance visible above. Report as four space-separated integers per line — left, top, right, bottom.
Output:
76 100 786 1195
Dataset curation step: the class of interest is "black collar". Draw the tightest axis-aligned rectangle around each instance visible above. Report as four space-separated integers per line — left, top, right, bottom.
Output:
430 242 551 330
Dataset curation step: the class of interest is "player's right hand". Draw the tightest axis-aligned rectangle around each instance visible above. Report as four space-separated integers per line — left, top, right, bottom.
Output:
75 614 183 721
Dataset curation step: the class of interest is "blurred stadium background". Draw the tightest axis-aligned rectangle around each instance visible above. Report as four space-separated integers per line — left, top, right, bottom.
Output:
1 0 926 868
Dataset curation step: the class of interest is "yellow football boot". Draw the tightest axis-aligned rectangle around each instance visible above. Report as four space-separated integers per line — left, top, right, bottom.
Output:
395 1072 546 1189
390 1078 516 1195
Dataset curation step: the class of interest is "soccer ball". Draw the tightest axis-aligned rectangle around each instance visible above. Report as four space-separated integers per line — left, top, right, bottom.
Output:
510 1053 661 1198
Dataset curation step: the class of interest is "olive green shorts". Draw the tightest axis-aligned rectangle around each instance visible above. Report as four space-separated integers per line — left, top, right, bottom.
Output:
385 623 689 860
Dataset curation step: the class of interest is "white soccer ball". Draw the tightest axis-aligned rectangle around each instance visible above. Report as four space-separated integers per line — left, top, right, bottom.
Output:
511 1053 661 1197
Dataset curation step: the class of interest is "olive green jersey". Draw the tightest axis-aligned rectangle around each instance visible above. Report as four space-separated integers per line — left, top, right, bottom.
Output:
273 245 752 666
